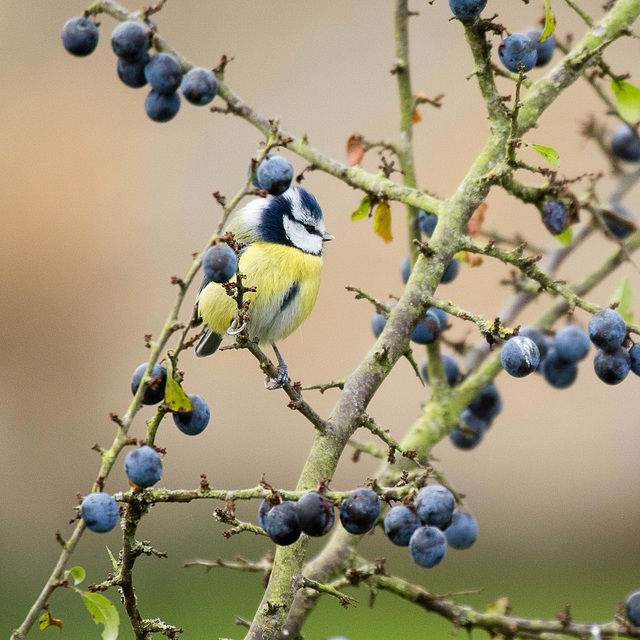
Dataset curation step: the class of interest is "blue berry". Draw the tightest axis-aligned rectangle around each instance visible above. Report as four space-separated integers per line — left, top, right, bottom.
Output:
264 502 301 546
588 308 627 351
111 21 150 61
125 445 162 488
144 53 183 95
409 526 447 568
401 255 411 284
258 500 270 529
441 258 460 284
340 488 381 535
626 590 640 627
371 312 387 338
541 349 578 389
414 484 455 529
499 34 538 73
256 156 294 196
448 0 487 20
523 27 555 67
62 17 99 57
384 505 420 546
202 244 238 284
181 67 218 106
145 90 180 123
630 343 640 376
449 409 488 450
412 310 441 345
594 347 630 385
611 125 640 162
429 307 448 330
501 336 540 377
605 205 634 240
296 492 335 537
467 383 502 421
258 499 293 529
445 511 478 549
519 326 550 362
131 362 167 405
81 492 119 533
173 394 210 436
421 353 459 386
418 210 438 236
117 53 150 88
554 325 590 363
541 200 568 236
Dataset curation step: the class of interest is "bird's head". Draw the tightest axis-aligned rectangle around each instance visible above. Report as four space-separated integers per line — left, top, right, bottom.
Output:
243 186 333 256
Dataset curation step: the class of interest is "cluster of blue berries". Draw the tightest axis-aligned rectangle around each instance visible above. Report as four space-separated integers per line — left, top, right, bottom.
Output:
503 312 638 386
131 362 211 435
78 363 212 533
258 485 477 570
453 384 502 450
62 17 218 122
81 444 164 533
385 485 478 568
607 125 639 238
535 325 589 388
372 303 448 346
258 491 336 546
498 28 556 74
588 309 639 385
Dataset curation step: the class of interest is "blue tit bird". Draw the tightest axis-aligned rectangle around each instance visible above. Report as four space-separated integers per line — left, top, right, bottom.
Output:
196 186 334 389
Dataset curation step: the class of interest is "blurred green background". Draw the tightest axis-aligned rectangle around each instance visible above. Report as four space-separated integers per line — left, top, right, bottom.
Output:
2 0 640 638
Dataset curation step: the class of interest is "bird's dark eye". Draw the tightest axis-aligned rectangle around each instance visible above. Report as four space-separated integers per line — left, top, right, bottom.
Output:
304 224 316 234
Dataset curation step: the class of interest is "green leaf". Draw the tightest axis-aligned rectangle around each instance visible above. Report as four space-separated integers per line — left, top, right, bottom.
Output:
611 80 640 124
541 0 556 41
532 144 560 167
81 593 119 640
351 195 370 221
554 226 573 246
106 547 118 572
164 360 193 413
65 566 85 586
610 276 634 323
373 201 393 242
39 612 63 631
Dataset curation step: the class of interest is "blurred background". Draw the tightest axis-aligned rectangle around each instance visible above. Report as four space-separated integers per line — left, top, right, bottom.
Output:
2 0 640 638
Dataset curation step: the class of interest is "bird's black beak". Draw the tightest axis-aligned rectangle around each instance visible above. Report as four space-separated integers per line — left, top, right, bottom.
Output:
322 231 335 242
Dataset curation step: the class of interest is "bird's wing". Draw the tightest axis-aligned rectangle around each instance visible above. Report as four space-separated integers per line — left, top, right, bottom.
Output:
195 328 223 358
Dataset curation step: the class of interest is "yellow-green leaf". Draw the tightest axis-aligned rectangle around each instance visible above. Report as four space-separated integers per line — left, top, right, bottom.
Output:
532 144 560 167
373 201 393 242
65 566 85 586
351 195 370 221
554 226 572 246
610 276 634 323
541 0 556 41
39 613 63 631
164 360 193 413
81 593 119 640
486 596 511 615
611 80 640 124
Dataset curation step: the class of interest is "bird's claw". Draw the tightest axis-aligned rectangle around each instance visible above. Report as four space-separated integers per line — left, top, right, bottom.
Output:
264 364 289 390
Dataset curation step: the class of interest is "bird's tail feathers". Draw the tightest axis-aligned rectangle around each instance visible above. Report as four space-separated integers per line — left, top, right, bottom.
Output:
195 328 223 358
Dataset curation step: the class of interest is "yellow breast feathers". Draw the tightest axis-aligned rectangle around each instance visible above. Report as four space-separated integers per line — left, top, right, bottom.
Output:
197 242 323 344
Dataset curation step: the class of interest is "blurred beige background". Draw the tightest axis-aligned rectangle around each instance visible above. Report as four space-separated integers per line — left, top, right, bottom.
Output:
2 1 640 638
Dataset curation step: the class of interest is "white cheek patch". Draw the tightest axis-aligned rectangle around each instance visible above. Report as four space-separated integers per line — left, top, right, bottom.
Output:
283 216 323 255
